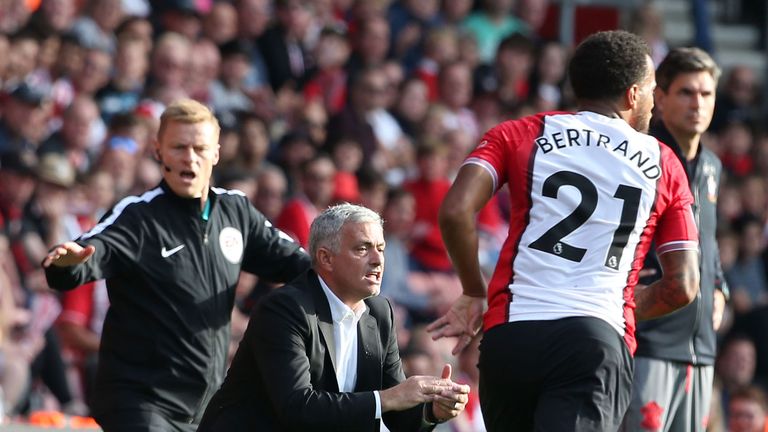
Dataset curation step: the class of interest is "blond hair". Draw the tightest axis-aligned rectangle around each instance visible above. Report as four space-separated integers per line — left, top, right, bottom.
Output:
157 99 220 140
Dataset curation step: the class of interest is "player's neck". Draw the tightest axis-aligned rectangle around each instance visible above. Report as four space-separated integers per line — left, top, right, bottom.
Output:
578 102 623 121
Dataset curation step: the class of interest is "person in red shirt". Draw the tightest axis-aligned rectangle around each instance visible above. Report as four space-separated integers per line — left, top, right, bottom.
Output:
276 154 336 248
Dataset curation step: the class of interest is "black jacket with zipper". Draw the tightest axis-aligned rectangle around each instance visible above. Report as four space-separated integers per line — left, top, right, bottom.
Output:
634 121 728 365
45 180 310 423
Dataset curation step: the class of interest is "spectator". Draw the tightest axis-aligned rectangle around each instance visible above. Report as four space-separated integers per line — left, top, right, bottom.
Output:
38 95 102 175
476 33 536 115
325 66 384 165
720 120 755 177
234 112 271 174
404 141 453 273
440 0 473 28
716 334 760 415
185 38 220 105
726 215 768 314
346 14 391 77
413 27 460 102
210 40 255 119
157 0 205 40
436 61 479 139
71 45 113 97
529 40 568 111
147 31 190 97
728 386 768 432
711 66 760 133
273 130 317 195
515 0 550 36
6 30 40 86
393 77 430 140
234 0 271 90
628 3 669 67
328 138 362 203
276 153 337 247
461 0 528 65
114 16 153 54
387 0 441 71
357 166 389 215
0 231 33 419
82 0 124 35
254 163 288 223
257 0 315 92
202 1 238 45
303 25 351 115
29 0 78 35
0 81 52 155
95 34 148 122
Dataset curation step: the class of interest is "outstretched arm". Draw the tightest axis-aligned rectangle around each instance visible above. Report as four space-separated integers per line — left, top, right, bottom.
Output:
634 249 699 320
427 164 494 354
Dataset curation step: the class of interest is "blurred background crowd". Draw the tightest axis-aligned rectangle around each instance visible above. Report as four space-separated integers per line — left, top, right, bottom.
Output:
0 0 768 430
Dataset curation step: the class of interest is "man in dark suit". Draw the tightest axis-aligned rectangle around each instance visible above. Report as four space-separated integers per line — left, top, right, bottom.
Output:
199 203 469 431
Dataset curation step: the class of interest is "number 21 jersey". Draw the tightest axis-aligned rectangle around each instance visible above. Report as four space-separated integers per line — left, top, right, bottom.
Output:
466 111 698 353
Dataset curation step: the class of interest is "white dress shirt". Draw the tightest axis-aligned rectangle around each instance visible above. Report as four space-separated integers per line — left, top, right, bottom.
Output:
318 276 383 419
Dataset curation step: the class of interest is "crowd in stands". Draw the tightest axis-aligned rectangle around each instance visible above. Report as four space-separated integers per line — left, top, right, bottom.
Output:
0 0 767 430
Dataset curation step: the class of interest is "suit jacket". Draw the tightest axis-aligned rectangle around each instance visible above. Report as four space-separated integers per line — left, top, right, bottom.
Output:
198 270 435 431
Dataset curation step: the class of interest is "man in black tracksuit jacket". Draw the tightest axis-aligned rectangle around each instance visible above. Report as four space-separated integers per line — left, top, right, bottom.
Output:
623 48 728 432
43 100 310 431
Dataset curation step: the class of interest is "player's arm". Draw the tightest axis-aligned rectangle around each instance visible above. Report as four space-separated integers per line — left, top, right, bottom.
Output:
634 248 699 320
427 164 493 354
438 163 494 298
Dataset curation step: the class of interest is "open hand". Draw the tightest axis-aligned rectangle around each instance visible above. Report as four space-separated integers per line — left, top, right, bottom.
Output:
426 295 485 355
42 242 95 268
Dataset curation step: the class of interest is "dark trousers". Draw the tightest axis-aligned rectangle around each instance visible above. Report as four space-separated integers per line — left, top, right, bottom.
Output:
478 317 633 432
95 408 199 432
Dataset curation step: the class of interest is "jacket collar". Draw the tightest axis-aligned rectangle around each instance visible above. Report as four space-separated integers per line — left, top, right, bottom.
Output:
649 119 700 181
158 179 216 215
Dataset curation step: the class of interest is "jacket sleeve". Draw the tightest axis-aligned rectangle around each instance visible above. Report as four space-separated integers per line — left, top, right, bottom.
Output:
44 202 142 291
241 203 310 282
712 164 730 300
250 290 378 431
379 298 436 432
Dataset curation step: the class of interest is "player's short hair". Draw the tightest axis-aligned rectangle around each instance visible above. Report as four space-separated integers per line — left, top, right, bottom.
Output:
568 30 651 101
309 203 382 267
655 47 721 91
158 99 220 140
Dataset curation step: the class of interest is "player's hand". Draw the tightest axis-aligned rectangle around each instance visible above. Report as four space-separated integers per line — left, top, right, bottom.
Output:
42 242 95 268
713 289 726 331
426 295 485 355
431 364 469 421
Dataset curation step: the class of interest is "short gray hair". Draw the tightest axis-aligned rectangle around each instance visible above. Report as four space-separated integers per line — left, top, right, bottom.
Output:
309 203 383 266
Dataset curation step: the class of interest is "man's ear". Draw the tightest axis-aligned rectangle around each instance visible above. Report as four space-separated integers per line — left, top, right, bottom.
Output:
153 139 161 162
625 83 640 110
212 144 220 166
316 247 333 271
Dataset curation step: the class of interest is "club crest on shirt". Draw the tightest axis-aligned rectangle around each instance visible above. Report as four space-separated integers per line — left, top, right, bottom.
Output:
706 173 717 203
219 227 244 264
